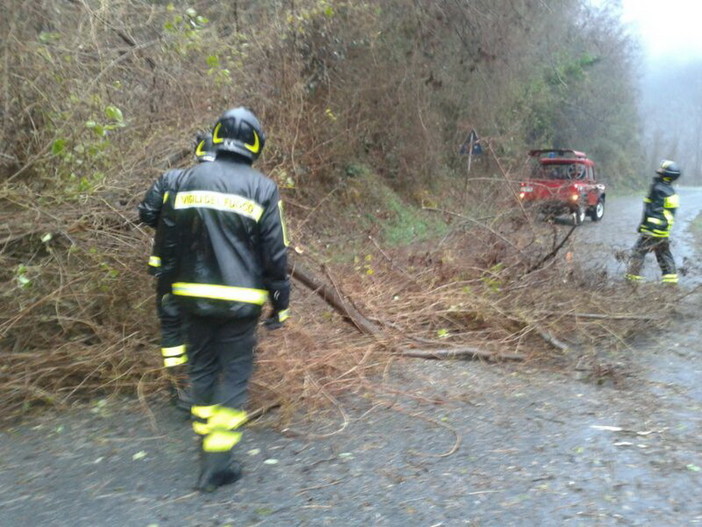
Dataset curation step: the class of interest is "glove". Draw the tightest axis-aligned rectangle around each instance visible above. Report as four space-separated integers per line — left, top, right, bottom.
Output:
269 280 290 313
264 278 290 330
263 308 290 331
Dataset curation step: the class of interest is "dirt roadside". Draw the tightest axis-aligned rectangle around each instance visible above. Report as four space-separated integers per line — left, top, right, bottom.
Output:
1 191 702 527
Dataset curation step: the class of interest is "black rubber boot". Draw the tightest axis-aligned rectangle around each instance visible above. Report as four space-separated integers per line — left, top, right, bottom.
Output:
196 451 242 493
173 385 193 414
166 365 192 415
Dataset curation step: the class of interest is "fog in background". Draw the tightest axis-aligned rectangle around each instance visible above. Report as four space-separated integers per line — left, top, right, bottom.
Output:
622 0 702 183
640 58 702 184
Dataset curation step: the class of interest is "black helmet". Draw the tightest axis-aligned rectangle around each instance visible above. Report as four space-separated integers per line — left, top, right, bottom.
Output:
194 131 215 163
656 159 681 181
211 107 265 162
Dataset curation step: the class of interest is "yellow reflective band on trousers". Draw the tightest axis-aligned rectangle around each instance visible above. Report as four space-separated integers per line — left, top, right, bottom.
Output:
278 308 290 322
172 282 268 305
192 405 248 448
191 405 217 435
646 217 663 225
161 345 187 367
163 355 187 367
149 256 161 268
662 274 678 284
192 405 217 419
626 274 644 282
174 190 264 222
203 407 247 451
192 420 209 435
203 430 242 452
209 407 247 430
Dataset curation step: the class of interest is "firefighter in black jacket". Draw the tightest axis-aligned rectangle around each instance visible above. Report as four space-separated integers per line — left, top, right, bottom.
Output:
626 160 681 284
137 132 215 403
157 107 290 492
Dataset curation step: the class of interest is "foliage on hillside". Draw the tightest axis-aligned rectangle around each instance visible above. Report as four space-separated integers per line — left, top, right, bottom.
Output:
0 0 650 421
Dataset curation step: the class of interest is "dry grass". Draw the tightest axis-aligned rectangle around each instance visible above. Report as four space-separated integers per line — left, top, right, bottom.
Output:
0 157 676 425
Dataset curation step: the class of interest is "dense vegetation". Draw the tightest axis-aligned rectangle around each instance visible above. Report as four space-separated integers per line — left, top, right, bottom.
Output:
1 0 651 420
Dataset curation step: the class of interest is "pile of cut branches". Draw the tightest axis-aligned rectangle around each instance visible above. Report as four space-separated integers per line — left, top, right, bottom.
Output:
0 202 676 425
0 149 679 428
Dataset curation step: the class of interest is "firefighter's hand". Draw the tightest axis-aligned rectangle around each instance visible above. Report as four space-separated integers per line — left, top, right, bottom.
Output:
263 309 289 331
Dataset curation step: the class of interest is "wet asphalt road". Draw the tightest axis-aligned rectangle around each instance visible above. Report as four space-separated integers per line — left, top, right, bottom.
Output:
570 186 702 285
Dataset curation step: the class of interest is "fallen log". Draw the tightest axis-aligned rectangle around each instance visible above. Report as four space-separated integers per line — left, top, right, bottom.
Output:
399 347 524 361
534 326 570 352
288 262 382 336
540 311 659 321
288 261 524 362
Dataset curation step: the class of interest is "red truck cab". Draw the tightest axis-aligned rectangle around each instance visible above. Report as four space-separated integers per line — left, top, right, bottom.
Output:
519 149 605 225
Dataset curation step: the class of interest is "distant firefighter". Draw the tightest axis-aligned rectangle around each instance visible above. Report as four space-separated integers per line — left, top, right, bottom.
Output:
626 160 681 284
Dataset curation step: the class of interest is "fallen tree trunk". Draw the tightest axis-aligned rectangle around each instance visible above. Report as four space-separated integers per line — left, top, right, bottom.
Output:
288 262 382 336
399 347 524 361
288 261 524 362
540 311 659 321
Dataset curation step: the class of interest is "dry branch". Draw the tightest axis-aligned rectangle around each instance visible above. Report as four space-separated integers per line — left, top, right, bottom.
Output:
289 262 382 336
288 261 522 361
422 205 520 253
541 311 660 321
400 347 524 361
0 229 47 246
527 225 577 273
534 327 570 352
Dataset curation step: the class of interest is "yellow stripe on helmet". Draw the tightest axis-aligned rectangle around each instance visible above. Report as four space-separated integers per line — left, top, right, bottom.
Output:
212 123 223 144
244 130 260 154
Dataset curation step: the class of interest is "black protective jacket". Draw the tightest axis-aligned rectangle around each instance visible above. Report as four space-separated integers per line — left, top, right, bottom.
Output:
157 155 290 319
638 177 679 238
137 169 184 275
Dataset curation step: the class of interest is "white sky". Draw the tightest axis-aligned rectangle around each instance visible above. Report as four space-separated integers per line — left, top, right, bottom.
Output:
621 0 702 60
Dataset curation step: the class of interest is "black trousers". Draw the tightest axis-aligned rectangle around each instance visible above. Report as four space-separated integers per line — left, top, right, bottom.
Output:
156 280 184 350
627 235 676 276
184 313 258 409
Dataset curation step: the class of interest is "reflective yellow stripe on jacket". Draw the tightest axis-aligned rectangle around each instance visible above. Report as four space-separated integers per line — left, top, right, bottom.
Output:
641 227 670 238
663 209 675 226
172 282 268 305
174 190 264 222
664 194 679 209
